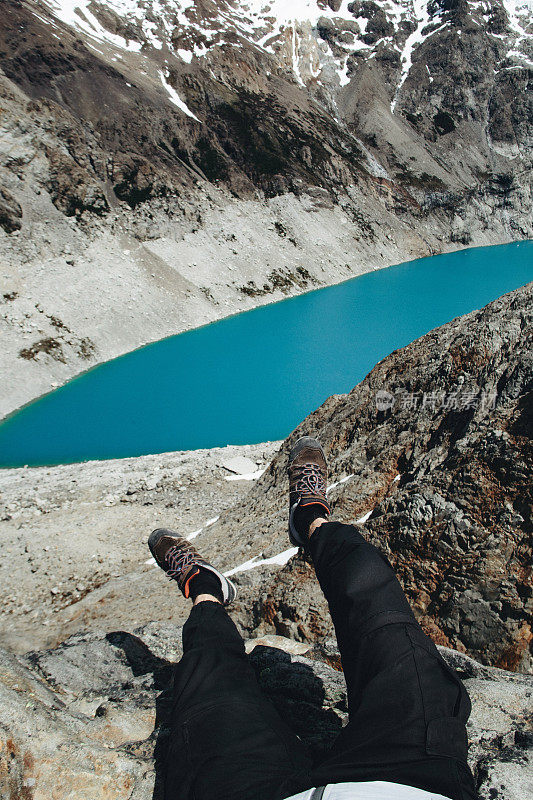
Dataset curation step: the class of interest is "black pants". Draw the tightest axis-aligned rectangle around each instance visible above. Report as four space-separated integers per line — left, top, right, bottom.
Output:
164 522 478 800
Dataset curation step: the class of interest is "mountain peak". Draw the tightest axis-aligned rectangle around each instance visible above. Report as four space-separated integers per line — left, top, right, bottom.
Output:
38 0 533 101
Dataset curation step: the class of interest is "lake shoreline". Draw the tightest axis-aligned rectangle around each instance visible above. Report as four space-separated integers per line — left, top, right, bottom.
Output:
1 241 531 469
1 238 526 431
2 191 524 423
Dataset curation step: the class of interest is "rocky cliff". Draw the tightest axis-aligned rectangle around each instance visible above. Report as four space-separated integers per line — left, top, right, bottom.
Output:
1 0 531 415
214 281 533 674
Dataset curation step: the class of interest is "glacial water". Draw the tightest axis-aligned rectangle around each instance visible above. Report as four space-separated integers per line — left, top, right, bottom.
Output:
0 242 531 467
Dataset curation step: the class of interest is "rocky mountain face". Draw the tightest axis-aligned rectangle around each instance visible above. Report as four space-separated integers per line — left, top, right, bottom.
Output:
0 0 531 415
193 281 533 674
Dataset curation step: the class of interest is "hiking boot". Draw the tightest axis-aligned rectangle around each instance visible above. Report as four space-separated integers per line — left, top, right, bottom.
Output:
148 528 237 605
288 436 331 546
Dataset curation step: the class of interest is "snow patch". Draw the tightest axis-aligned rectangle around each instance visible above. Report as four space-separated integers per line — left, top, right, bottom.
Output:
291 22 305 86
42 0 143 52
501 0 533 37
225 468 266 481
338 60 352 87
159 70 201 121
224 547 299 577
177 48 193 63
506 48 533 66
326 474 354 495
392 5 447 113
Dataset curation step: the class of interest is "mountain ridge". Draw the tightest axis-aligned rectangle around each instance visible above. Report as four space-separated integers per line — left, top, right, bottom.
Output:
1 0 531 416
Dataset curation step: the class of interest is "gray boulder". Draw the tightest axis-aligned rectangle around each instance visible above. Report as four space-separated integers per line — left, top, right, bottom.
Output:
1 629 531 799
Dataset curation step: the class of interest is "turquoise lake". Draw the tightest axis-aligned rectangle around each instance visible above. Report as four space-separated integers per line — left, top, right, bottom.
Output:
0 242 531 468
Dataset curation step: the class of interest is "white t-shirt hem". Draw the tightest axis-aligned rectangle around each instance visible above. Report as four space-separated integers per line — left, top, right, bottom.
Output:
283 780 453 800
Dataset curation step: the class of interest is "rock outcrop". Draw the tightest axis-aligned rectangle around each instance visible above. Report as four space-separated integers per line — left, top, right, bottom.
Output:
0 628 531 800
197 282 533 673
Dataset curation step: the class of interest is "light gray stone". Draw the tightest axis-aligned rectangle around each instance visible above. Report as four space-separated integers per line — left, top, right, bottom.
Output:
221 455 259 475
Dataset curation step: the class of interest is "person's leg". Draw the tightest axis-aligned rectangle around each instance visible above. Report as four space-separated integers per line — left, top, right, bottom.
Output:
165 598 311 800
287 438 476 800
147 529 311 800
305 519 477 800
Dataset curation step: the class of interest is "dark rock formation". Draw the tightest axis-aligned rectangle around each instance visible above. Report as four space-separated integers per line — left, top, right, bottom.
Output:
0 186 22 232
202 283 532 673
45 147 109 217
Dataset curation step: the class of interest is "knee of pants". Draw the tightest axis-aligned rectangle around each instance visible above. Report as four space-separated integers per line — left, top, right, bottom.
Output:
170 647 261 717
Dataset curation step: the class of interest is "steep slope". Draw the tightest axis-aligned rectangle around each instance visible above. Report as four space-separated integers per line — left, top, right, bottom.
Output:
0 284 530 673
0 0 531 416
198 281 533 672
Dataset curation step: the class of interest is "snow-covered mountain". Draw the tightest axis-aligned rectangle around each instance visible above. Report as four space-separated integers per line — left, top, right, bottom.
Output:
0 0 531 416
39 0 532 96
35 0 533 118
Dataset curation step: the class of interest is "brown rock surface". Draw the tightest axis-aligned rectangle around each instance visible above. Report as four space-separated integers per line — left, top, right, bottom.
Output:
207 282 533 672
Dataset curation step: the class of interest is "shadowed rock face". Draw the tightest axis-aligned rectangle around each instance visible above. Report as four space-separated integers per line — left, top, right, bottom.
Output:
0 629 531 800
210 282 532 672
0 187 22 232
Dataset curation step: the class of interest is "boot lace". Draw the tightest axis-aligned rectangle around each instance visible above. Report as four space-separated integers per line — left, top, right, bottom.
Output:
293 463 326 497
165 545 198 585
